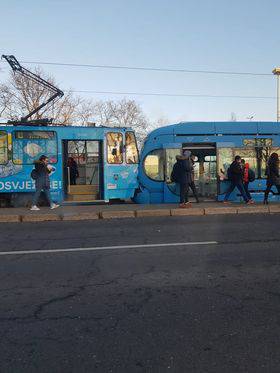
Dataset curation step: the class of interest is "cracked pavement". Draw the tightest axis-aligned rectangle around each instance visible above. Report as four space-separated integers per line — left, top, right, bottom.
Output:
0 214 280 372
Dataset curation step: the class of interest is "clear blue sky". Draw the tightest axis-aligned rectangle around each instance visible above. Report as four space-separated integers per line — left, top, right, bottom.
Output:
0 0 279 123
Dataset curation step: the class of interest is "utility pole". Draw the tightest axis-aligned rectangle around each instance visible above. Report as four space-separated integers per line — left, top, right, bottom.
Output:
272 68 280 122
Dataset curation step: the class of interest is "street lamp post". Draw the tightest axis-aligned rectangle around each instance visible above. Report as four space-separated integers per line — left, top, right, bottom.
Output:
272 68 280 122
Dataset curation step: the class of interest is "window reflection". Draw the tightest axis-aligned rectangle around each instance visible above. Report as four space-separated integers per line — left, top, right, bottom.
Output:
13 131 57 164
107 133 123 164
144 149 164 181
125 132 139 164
0 131 8 165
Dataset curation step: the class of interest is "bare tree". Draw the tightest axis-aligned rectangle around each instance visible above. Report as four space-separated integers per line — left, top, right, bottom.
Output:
0 66 152 146
0 68 83 125
92 99 150 144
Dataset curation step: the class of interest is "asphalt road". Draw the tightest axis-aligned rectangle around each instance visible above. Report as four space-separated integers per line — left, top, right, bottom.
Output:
0 214 280 373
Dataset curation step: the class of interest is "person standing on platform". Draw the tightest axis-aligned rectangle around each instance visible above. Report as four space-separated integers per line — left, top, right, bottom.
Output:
171 151 193 208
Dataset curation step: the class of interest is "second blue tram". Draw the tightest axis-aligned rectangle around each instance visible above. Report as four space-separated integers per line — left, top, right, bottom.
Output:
0 124 139 206
134 121 280 204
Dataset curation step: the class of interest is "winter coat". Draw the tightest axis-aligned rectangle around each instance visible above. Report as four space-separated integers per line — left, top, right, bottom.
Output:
243 163 249 183
34 161 51 190
266 159 280 185
172 155 193 185
228 161 243 184
243 163 255 184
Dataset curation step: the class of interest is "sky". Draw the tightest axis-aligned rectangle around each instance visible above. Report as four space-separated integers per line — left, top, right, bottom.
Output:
0 0 280 124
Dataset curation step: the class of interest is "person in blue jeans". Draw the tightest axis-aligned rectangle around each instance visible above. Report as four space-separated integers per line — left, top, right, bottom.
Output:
224 155 253 204
30 155 59 211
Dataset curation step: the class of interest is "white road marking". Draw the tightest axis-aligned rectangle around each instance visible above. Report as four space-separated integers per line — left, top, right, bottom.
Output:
0 241 218 256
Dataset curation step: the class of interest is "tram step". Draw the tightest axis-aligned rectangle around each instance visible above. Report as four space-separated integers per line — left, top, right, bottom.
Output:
67 193 99 202
68 185 98 195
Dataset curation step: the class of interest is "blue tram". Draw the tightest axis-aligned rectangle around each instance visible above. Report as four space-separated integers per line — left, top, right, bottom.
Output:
134 121 280 204
0 125 139 206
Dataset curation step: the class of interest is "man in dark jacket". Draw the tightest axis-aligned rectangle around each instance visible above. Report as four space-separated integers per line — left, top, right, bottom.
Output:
172 150 193 208
30 155 59 211
224 155 252 204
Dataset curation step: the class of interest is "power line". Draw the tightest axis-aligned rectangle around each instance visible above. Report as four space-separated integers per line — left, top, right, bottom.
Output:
0 59 272 76
70 89 276 100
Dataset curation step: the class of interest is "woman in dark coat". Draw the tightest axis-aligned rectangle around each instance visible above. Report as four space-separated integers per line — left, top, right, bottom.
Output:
264 152 280 204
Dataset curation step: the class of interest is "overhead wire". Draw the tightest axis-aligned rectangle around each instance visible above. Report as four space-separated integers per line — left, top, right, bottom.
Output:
69 89 276 100
0 58 275 100
0 59 272 76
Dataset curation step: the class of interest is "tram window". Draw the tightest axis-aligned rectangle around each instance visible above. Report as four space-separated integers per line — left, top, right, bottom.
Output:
13 131 57 164
86 141 100 164
125 132 139 164
204 155 216 162
218 148 233 178
144 149 164 181
107 133 123 164
0 131 8 164
218 148 258 179
244 138 273 147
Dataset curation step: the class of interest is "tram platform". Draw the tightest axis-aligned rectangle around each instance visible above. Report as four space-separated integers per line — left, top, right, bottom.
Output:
0 201 279 223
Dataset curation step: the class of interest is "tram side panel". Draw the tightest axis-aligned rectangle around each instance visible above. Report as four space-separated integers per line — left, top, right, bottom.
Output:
0 127 63 206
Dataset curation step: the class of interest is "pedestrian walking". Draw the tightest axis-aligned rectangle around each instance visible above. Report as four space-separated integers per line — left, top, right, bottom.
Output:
241 159 255 203
224 155 252 204
263 152 280 204
189 154 199 203
30 155 59 211
67 157 79 185
171 150 193 208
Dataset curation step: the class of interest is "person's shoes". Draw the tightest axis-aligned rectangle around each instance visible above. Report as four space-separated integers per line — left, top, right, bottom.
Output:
30 205 40 211
50 203 60 210
179 203 187 208
185 202 192 208
223 201 230 204
246 199 254 204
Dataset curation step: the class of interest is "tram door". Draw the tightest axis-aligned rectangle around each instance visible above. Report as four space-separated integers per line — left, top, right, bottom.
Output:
63 140 103 202
183 144 217 200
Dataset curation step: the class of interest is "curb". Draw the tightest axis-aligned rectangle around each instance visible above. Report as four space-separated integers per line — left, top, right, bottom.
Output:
0 205 279 223
62 212 99 221
21 214 62 223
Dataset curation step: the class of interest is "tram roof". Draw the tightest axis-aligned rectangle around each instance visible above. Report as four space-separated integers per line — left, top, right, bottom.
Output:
148 121 280 137
0 124 133 131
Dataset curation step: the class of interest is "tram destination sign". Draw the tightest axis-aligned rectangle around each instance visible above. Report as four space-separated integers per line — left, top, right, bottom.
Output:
243 138 273 147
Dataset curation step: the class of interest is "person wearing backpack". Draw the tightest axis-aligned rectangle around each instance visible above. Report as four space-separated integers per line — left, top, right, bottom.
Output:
171 151 193 208
30 155 59 211
263 152 280 205
241 159 255 203
224 155 252 204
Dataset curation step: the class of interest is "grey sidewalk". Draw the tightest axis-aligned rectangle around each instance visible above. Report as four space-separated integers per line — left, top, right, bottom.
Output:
0 201 279 223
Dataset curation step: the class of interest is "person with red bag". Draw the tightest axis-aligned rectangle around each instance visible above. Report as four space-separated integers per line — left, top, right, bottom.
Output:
241 159 255 203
